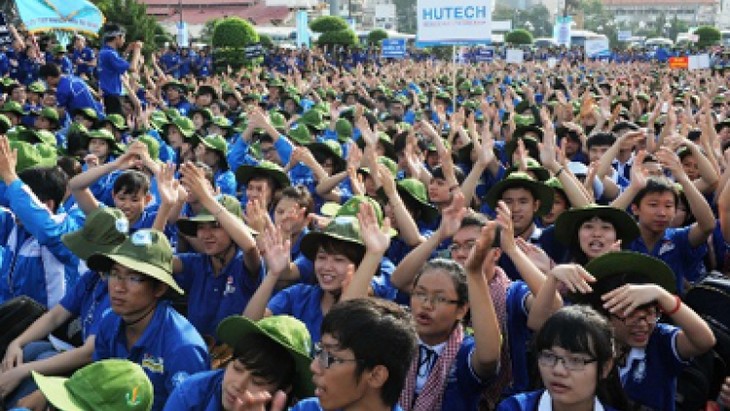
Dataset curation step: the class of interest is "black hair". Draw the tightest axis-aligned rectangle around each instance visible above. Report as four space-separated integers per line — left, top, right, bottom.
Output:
568 215 623 266
66 128 90 159
413 258 468 306
38 63 61 80
631 176 679 207
460 212 489 230
317 237 365 266
321 298 418 406
534 305 628 409
431 164 466 184
112 169 150 196
229 333 296 393
273 185 314 216
586 132 617 150
18 166 68 213
57 156 83 179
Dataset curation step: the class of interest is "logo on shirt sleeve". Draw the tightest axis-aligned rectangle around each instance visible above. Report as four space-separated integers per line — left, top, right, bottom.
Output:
141 353 164 374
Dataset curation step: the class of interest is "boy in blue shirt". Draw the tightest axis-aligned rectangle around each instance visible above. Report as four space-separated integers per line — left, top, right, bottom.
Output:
291 298 418 411
88 229 210 411
97 23 141 116
38 63 103 120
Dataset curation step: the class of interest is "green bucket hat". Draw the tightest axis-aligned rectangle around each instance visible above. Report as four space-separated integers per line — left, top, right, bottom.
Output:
51 44 67 54
269 111 287 131
176 194 246 237
395 178 439 223
0 114 11 134
570 251 677 306
359 156 397 177
209 115 232 130
235 161 290 190
37 107 60 124
84 129 125 154
300 110 327 131
198 134 228 156
149 111 170 130
506 157 550 182
189 107 214 124
87 229 183 295
33 359 153 411
164 108 182 121
288 124 312 145
164 116 196 140
61 207 129 260
217 315 315 399
554 204 639 249
162 80 187 94
306 140 346 172
0 101 28 116
484 171 554 216
356 132 397 161
28 81 47 94
300 216 365 260
137 134 160 161
335 118 353 142
18 129 57 147
102 114 129 131
71 107 98 121
12 140 57 172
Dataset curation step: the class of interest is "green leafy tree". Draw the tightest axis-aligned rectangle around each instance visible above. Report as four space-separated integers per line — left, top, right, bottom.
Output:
505 29 534 45
259 33 274 49
317 29 358 47
93 0 164 56
367 29 388 46
696 25 721 47
310 16 349 33
212 17 260 72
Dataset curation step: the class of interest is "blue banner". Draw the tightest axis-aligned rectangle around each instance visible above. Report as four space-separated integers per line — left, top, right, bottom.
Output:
381 39 406 59
296 11 309 47
15 0 104 37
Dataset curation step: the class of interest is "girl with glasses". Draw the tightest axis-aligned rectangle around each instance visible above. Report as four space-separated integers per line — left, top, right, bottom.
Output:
497 305 628 411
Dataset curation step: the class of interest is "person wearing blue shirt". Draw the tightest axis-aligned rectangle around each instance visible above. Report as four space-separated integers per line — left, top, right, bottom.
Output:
159 46 181 79
0 139 82 309
243 203 395 344
89 229 210 411
161 80 192 117
51 45 73 75
497 305 626 411
290 298 417 411
193 49 213 78
169 165 263 339
0 207 127 409
178 48 193 78
97 23 141 115
163 315 315 411
38 63 103 120
72 35 96 78
194 134 237 196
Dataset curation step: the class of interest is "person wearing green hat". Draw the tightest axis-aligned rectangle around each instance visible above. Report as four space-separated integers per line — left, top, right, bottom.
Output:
529 251 715 411
236 160 291 212
164 315 314 410
195 134 236 196
196 84 219 108
30 359 154 411
153 162 263 339
189 107 214 132
242 109 295 168
206 115 234 139
71 107 98 130
243 201 394 344
100 113 130 142
81 128 125 166
31 107 60 133
0 100 28 127
162 80 192 117
0 206 130 408
163 116 198 164
89 229 210 410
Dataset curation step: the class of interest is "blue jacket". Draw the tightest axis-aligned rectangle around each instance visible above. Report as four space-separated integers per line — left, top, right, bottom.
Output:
97 45 129 96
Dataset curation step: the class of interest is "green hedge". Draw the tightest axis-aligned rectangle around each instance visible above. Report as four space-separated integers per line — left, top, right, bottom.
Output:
317 29 358 46
212 17 259 48
505 29 534 45
310 16 349 33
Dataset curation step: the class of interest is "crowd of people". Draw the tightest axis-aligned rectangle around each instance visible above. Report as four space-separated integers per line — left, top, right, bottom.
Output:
0 18 729 411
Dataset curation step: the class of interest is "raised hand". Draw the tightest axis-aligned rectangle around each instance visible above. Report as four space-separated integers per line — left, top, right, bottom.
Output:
357 201 391 255
465 220 499 275
550 264 595 294
494 200 516 253
260 218 291 276
601 283 663 318
437 190 467 241
156 162 180 206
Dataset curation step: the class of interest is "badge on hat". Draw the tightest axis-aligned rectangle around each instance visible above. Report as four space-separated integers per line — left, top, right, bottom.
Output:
131 231 152 246
116 218 129 234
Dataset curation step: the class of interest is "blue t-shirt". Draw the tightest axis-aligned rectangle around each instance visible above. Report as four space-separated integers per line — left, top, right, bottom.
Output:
93 300 210 411
97 45 129 96
628 226 707 293
175 250 264 338
292 398 403 411
504 281 533 396
497 390 619 411
56 75 103 116
163 369 224 411
620 323 687 411
58 269 110 341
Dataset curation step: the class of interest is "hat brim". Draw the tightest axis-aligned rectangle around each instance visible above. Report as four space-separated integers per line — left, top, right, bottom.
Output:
235 165 290 190
554 206 639 248
505 164 551 182
484 178 554 216
177 215 257 238
217 316 315 399
397 186 439 223
33 372 84 411
86 254 184 295
306 143 346 172
300 231 364 261
569 251 677 304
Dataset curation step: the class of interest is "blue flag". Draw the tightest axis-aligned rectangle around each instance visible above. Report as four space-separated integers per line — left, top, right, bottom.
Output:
15 0 104 37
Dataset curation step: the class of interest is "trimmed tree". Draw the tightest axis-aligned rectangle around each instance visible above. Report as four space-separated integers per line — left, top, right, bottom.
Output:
310 16 349 33
310 16 357 49
259 33 274 49
95 0 164 56
367 29 388 46
696 25 721 48
505 29 534 45
212 17 260 72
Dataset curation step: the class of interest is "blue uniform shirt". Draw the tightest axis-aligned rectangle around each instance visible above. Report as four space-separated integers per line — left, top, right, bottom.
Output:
72 47 95 76
59 269 110 340
504 281 533 396
175 250 265 338
292 398 403 411
497 390 619 411
93 300 210 411
214 169 237 196
97 45 129 96
56 75 103 117
628 226 707 293
163 369 225 411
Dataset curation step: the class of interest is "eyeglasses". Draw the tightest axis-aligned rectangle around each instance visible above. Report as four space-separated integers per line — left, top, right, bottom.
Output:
102 272 147 286
613 307 661 327
538 350 596 371
448 241 476 253
411 290 460 307
313 343 362 369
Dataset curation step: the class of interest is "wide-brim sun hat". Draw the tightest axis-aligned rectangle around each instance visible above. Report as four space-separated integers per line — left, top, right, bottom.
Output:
484 171 554 216
554 204 639 249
